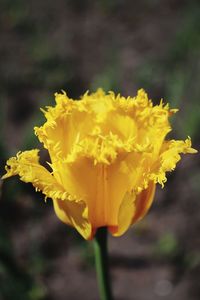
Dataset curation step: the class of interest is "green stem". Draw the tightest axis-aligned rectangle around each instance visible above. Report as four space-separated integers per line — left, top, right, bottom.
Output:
93 227 113 300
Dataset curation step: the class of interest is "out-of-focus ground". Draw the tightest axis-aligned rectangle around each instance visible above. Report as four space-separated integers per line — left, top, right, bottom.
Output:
0 0 200 299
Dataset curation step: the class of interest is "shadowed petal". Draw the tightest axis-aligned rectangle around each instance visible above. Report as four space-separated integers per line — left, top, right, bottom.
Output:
132 181 156 224
53 199 92 240
109 181 155 237
109 192 136 237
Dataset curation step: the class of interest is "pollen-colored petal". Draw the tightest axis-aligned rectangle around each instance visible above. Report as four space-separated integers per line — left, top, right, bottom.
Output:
150 138 197 186
51 154 134 230
2 149 75 202
109 181 155 237
53 199 92 240
2 149 92 236
108 192 136 237
132 181 156 224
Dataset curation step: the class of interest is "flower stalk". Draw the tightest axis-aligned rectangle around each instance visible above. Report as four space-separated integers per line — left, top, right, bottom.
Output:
94 227 113 300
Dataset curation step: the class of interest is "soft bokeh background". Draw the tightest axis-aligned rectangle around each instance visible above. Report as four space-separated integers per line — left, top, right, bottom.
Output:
0 0 200 299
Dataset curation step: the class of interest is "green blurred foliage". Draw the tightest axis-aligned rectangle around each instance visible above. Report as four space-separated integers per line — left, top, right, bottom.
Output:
136 1 200 139
154 232 180 260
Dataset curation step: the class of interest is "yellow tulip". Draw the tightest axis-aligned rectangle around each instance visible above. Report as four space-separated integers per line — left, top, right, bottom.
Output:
2 89 197 240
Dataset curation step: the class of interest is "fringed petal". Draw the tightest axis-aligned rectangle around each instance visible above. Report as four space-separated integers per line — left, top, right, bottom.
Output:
2 150 76 202
150 138 197 186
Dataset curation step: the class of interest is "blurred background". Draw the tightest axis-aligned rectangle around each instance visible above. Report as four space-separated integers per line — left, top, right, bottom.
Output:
0 0 200 299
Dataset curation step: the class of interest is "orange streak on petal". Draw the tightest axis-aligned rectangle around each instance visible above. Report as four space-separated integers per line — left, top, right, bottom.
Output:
132 181 156 224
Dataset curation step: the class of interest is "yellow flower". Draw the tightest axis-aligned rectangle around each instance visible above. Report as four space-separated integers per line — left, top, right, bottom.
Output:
2 89 197 240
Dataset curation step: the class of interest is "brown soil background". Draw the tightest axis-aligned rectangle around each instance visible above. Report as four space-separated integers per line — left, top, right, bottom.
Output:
0 1 200 299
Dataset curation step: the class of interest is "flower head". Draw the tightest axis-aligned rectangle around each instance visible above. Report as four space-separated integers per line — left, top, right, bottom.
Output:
2 89 197 239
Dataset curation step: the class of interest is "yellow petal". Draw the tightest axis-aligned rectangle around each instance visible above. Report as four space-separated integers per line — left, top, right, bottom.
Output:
109 191 136 237
54 155 137 230
150 137 197 186
2 149 92 239
34 92 87 162
132 181 156 224
2 150 75 202
53 199 92 240
109 182 155 237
